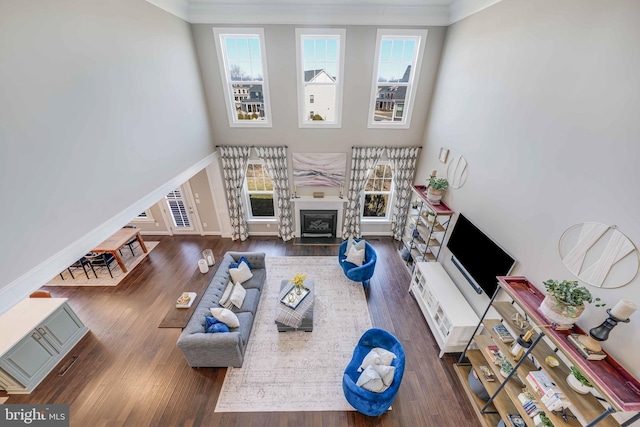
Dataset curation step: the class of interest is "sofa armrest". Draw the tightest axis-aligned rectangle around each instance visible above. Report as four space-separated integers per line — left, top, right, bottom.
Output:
176 331 245 368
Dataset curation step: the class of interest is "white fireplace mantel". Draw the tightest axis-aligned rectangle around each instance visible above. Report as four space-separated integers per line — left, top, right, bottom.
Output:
292 196 348 238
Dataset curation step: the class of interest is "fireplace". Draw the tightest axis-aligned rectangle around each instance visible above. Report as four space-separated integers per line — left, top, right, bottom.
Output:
300 210 338 238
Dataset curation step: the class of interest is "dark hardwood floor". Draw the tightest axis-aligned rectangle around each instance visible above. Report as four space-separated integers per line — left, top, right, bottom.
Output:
8 235 482 427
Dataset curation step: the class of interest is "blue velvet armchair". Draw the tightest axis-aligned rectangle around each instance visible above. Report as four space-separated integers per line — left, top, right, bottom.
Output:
342 328 405 416
339 239 377 287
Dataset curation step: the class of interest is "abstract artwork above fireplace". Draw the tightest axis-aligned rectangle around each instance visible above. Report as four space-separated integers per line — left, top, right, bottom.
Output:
292 152 346 187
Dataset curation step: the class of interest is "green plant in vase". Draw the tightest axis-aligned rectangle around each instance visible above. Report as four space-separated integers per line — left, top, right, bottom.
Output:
539 279 604 327
499 358 514 378
534 413 554 427
426 177 449 205
567 366 593 394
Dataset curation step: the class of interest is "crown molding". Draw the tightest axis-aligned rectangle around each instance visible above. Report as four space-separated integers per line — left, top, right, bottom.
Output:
448 0 504 25
146 0 504 26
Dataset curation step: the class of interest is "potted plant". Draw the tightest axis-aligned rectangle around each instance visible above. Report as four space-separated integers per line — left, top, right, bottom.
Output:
426 177 449 205
566 366 593 394
538 279 603 327
499 358 514 378
533 413 554 427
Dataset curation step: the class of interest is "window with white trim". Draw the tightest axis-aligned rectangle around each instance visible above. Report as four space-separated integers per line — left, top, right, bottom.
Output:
362 162 393 219
165 189 191 228
213 28 272 127
368 29 428 129
244 161 276 219
295 28 346 128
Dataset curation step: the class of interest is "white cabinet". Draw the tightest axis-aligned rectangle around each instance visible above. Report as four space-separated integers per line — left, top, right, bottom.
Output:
410 261 479 357
0 298 89 394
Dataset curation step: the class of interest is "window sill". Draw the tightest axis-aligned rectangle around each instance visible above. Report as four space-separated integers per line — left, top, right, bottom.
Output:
247 218 278 224
361 218 391 224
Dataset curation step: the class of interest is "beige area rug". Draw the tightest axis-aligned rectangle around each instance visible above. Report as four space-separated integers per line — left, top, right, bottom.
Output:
214 256 372 413
46 241 159 287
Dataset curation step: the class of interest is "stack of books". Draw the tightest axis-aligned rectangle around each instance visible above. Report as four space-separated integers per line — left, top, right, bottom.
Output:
478 365 495 382
567 334 607 360
493 323 515 343
517 392 540 417
526 370 570 411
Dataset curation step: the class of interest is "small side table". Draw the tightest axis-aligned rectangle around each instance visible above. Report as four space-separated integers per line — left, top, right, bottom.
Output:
275 279 314 332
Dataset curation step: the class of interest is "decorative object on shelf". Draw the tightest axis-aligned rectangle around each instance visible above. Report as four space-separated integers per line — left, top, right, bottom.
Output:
507 413 527 427
202 249 215 267
566 366 594 394
509 328 533 361
510 312 530 330
312 192 324 198
589 299 637 341
499 358 514 378
198 259 209 274
291 272 307 295
538 279 602 328
438 147 449 163
468 369 490 400
533 413 554 427
426 176 449 205
447 155 468 189
558 222 640 288
544 355 560 368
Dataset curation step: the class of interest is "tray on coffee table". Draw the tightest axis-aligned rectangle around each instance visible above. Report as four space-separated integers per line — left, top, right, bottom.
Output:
280 285 310 310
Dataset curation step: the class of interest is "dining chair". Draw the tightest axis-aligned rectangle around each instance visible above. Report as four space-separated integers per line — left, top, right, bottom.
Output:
68 256 97 280
119 225 139 257
85 252 118 278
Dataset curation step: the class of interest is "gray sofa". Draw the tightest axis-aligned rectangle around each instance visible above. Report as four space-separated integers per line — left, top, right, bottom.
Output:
176 251 266 368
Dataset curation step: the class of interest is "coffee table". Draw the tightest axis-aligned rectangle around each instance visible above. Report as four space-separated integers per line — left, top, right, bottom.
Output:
275 279 314 332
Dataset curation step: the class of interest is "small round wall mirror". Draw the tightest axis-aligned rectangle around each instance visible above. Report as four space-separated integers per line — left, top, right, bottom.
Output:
558 222 639 288
447 155 468 189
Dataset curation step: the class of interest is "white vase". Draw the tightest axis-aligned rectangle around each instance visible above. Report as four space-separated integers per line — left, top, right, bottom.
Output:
566 373 593 394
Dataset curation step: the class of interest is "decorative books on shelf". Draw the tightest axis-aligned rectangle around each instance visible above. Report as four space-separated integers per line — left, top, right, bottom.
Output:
567 334 607 360
492 323 514 343
507 412 527 427
478 365 495 382
486 345 505 364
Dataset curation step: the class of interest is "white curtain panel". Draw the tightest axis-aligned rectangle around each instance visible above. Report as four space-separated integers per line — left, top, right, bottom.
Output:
387 147 421 241
219 146 252 241
255 146 294 241
342 147 384 239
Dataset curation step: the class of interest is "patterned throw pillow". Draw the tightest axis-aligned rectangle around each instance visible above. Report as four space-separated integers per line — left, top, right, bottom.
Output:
345 246 365 266
229 261 253 284
356 365 396 393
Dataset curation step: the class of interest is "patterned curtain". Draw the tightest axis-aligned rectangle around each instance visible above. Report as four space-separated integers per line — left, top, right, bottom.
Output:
342 147 385 239
387 146 421 241
219 146 252 241
255 146 294 241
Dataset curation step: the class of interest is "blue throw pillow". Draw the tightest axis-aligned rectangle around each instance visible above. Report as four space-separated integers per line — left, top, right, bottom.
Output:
229 256 251 270
205 316 230 333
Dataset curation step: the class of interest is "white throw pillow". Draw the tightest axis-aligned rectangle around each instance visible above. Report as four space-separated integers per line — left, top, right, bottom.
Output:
345 246 365 266
210 307 240 328
344 238 365 256
229 262 253 284
358 347 396 372
229 282 246 309
371 364 396 387
354 365 384 393
219 281 234 309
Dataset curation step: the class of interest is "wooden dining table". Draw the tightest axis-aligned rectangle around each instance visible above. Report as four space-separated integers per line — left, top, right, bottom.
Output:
91 228 148 273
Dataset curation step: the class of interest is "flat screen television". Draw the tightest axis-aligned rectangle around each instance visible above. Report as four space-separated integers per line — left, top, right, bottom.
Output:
447 213 516 296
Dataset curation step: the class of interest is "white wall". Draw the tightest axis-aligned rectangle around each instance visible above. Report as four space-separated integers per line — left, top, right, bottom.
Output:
0 0 213 312
191 24 447 234
417 0 640 381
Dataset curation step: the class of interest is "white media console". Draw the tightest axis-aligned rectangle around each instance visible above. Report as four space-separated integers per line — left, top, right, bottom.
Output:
409 261 479 357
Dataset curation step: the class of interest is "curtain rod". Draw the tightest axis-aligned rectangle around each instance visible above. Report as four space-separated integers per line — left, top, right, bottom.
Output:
351 145 422 149
216 145 288 148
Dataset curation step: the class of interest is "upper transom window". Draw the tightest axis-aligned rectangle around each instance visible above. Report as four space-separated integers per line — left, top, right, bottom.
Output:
368 29 428 129
295 29 346 128
213 28 272 128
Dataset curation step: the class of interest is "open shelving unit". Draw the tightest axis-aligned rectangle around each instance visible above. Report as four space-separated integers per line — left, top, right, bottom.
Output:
400 185 454 272
454 276 640 427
